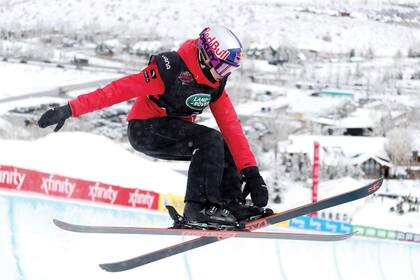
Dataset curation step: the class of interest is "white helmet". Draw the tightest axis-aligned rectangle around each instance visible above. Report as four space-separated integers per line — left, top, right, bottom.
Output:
198 25 243 77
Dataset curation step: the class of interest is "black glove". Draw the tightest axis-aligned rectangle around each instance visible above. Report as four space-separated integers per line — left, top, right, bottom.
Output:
241 166 268 207
38 104 72 132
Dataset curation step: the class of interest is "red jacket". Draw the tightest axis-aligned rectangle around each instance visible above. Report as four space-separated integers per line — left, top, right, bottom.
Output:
69 39 257 171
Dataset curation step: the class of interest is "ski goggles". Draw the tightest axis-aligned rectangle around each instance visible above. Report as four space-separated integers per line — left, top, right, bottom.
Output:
198 46 241 77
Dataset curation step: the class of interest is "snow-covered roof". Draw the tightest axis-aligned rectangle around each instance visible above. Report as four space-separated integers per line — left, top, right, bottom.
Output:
313 108 405 129
234 96 289 117
102 39 125 49
350 153 392 167
131 41 163 52
313 108 382 128
281 134 389 163
286 90 349 118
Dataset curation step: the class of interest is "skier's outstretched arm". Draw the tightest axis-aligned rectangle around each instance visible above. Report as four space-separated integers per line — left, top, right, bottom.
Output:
38 62 164 131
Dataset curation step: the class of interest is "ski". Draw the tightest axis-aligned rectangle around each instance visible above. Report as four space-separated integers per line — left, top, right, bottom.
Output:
96 178 383 272
53 219 354 241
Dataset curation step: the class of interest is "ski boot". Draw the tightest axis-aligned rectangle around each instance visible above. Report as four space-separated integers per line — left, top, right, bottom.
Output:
226 201 274 224
167 203 243 231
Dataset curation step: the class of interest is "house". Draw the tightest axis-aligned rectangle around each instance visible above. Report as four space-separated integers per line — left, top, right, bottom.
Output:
405 138 420 179
279 135 392 178
72 54 89 67
350 154 391 178
95 39 125 57
95 43 114 57
130 40 164 57
311 108 406 136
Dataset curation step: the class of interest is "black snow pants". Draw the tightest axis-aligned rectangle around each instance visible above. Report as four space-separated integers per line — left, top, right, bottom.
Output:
127 118 243 206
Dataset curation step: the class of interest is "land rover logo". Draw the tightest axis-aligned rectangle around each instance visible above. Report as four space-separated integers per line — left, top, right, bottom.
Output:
186 94 211 110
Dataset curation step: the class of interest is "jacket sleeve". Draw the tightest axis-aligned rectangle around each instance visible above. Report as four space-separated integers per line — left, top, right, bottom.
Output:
210 90 257 171
69 63 164 117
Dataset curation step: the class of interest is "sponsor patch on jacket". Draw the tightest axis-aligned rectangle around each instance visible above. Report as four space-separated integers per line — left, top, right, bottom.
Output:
144 70 150 83
186 94 211 110
178 71 194 84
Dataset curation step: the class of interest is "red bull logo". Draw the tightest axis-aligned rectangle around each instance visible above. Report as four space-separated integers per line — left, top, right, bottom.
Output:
200 29 231 61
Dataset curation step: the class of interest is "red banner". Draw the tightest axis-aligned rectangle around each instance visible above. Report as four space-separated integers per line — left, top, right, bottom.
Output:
0 164 159 210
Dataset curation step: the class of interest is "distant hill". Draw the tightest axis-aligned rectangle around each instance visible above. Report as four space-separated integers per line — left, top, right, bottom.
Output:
0 0 419 56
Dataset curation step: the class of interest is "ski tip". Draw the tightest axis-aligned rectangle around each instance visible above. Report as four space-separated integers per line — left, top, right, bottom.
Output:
99 263 124 273
53 219 63 228
332 231 355 241
53 219 74 231
338 231 357 241
99 263 111 272
337 231 354 240
53 219 69 230
367 177 384 194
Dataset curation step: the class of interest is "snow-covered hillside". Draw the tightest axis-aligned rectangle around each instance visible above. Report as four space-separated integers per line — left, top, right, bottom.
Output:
1 0 420 56
0 61 119 100
0 132 189 195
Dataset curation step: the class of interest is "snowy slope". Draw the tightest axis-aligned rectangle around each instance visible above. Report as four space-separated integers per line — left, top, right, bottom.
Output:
0 0 419 56
0 61 120 100
0 132 189 195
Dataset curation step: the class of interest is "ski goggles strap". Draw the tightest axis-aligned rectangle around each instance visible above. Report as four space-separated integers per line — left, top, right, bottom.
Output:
213 61 238 77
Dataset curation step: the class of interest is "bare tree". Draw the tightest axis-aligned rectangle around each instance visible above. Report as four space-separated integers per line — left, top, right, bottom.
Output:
227 71 252 105
386 128 413 165
259 114 296 156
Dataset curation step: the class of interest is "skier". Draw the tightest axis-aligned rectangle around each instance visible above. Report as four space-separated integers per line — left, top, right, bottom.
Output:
38 25 269 226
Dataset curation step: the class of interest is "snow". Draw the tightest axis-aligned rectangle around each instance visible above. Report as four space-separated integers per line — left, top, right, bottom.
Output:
314 108 384 128
235 96 289 117
286 90 350 117
351 153 392 167
0 96 65 114
284 134 389 160
0 0 419 56
0 61 119 100
0 0 419 278
0 132 188 196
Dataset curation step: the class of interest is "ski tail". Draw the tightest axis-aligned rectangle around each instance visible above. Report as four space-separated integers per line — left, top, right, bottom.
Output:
99 236 218 272
99 231 355 272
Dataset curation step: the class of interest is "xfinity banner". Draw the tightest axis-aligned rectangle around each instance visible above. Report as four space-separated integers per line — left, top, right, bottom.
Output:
0 164 159 210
